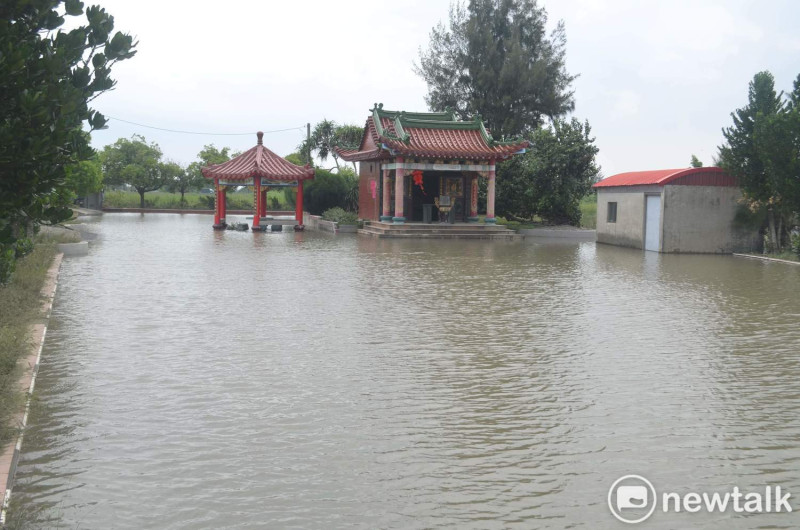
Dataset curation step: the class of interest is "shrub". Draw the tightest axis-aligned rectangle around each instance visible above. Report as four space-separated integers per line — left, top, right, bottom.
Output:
792 231 800 257
14 238 34 258
304 170 351 215
322 207 359 225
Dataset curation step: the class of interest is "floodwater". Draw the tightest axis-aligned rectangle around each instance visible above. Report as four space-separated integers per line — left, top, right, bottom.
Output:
11 213 800 529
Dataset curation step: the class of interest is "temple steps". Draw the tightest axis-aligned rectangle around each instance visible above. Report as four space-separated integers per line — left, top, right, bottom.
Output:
358 221 520 240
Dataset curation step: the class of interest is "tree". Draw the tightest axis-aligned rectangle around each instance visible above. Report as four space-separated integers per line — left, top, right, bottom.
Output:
300 120 364 171
102 135 168 208
303 170 352 215
753 75 800 230
163 162 192 203
65 157 104 198
186 144 232 207
496 118 600 225
690 155 703 168
718 71 795 252
195 144 231 167
416 0 575 137
0 0 136 282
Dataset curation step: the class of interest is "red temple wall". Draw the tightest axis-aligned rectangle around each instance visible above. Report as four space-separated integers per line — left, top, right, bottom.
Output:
358 161 380 221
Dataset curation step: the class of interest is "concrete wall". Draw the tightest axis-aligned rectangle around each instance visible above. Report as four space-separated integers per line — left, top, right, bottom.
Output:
596 186 661 249
358 161 380 221
662 185 760 253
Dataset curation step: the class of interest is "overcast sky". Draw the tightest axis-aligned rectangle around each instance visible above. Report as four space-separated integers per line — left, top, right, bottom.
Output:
87 0 800 177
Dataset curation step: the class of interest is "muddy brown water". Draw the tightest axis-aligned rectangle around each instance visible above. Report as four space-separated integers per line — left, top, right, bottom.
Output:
11 213 800 529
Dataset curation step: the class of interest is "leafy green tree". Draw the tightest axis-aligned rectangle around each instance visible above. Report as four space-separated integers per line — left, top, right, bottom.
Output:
102 135 168 208
188 144 232 207
690 155 703 168
416 0 575 137
196 144 231 167
0 0 136 282
753 75 800 231
162 162 192 202
303 170 352 215
718 71 796 252
300 121 363 171
497 118 600 225
65 157 104 198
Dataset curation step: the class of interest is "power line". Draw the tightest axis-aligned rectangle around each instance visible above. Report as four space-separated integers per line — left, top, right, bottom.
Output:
105 116 305 136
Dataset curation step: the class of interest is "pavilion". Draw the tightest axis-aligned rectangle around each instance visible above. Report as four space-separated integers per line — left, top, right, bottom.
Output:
335 104 529 225
201 132 314 231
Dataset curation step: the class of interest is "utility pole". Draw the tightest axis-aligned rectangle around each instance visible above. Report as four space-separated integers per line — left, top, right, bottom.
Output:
306 122 311 165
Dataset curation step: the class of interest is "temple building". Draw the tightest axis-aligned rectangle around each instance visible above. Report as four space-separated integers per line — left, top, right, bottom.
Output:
335 104 529 225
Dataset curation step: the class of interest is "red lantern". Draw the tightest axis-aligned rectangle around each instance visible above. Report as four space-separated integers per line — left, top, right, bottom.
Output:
412 170 425 195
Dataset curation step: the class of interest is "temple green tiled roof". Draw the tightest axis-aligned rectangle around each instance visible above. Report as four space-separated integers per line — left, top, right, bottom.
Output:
336 103 529 162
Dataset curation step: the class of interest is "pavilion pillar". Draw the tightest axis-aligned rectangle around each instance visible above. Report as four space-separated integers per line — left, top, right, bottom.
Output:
260 188 268 218
485 160 496 224
252 177 262 231
213 178 224 229
393 157 405 224
468 174 479 222
294 179 305 230
380 167 392 222
220 187 227 224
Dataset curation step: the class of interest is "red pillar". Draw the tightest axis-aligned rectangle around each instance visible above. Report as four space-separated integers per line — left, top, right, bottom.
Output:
393 157 405 224
486 159 497 224
295 179 305 230
213 178 222 228
252 177 261 230
220 187 227 223
381 167 392 221
260 188 268 218
468 174 479 222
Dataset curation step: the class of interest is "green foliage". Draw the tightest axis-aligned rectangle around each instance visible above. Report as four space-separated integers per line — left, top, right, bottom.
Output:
733 203 768 230
0 0 135 280
300 121 364 170
64 148 104 198
322 207 359 225
196 144 231 166
102 135 170 208
579 196 597 229
103 190 285 211
14 238 34 259
719 71 800 252
690 155 703 168
497 118 600 225
162 162 194 201
416 0 575 137
792 231 800 257
0 243 56 443
338 167 359 212
185 144 233 201
284 152 306 166
303 170 352 215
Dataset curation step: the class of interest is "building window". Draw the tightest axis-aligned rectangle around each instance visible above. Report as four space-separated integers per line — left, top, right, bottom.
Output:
607 202 617 223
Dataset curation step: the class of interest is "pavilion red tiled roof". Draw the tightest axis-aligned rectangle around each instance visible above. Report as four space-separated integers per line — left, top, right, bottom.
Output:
336 104 529 162
593 167 737 188
202 132 315 181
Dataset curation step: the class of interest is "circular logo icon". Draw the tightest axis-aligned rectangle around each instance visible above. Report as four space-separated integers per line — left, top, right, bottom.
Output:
608 474 657 524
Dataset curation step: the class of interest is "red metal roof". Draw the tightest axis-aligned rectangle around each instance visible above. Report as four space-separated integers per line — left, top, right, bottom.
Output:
202 132 315 181
593 167 737 188
336 106 529 162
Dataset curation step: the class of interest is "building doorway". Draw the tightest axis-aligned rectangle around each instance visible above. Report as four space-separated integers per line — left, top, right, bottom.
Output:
410 172 439 222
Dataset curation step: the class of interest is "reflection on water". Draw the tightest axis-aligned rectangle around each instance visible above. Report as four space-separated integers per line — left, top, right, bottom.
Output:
11 213 800 529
